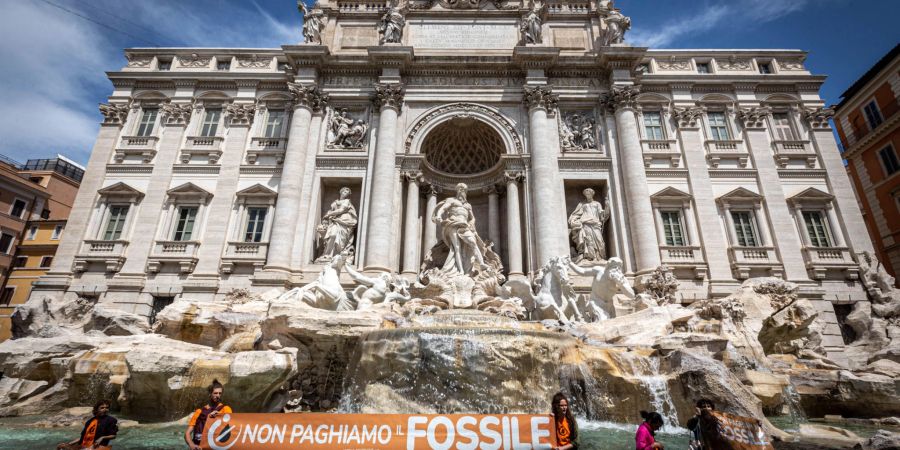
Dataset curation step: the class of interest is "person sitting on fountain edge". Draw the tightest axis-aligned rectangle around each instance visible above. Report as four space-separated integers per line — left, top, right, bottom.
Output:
185 379 232 450
686 398 715 450
57 399 118 450
635 411 665 450
550 392 579 450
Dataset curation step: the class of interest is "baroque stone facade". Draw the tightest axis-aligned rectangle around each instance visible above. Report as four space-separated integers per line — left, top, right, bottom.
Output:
30 0 877 360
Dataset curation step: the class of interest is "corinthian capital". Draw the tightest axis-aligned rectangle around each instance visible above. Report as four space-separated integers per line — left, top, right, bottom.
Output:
599 85 640 112
802 106 834 129
671 105 704 129
160 102 193 126
522 86 558 111
98 103 129 125
373 83 406 111
736 106 771 129
287 82 329 112
225 103 256 126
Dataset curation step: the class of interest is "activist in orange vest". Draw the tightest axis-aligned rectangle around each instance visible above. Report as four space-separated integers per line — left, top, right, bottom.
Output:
56 399 118 450
550 392 579 450
185 379 233 450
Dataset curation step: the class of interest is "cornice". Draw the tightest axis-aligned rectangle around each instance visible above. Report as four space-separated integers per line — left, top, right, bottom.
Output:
239 165 282 175
708 169 759 178
558 158 610 171
778 169 827 179
106 164 153 174
842 112 900 159
172 165 221 174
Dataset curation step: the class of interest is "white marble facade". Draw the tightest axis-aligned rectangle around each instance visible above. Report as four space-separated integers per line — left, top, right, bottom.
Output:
32 0 875 353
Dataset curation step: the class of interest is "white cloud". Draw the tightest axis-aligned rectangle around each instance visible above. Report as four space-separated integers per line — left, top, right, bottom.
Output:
0 0 300 165
629 5 729 48
628 0 813 48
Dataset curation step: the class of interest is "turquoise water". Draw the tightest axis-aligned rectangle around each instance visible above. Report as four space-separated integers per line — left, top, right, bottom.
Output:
0 417 689 450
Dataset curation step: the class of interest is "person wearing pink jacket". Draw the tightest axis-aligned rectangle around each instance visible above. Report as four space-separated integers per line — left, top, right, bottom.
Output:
635 411 665 450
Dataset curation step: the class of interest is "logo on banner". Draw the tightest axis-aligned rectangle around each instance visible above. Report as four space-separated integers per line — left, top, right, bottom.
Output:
207 414 240 450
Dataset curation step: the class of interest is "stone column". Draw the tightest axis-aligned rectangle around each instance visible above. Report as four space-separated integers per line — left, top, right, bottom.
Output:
603 85 660 273
364 83 405 272
266 83 328 272
803 107 874 253
45 103 129 277
738 106 809 281
671 106 734 285
401 171 422 275
486 185 501 254
119 102 193 275
523 86 569 265
505 171 524 276
193 103 254 276
422 184 438 253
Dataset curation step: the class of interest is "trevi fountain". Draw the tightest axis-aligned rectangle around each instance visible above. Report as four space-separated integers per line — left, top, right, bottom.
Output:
1 0 899 448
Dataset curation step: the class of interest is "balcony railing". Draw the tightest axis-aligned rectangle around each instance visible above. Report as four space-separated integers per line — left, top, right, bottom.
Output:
220 241 269 273
180 136 225 164
246 137 287 164
115 135 159 163
772 140 816 168
660 245 707 279
801 246 857 280
641 139 680 167
147 240 200 273
73 239 129 272
704 139 748 168
728 245 782 279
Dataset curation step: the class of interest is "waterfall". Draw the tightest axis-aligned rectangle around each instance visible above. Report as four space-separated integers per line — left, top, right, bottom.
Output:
629 356 682 433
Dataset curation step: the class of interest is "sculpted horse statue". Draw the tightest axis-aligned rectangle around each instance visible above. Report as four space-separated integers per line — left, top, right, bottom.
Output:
521 256 584 322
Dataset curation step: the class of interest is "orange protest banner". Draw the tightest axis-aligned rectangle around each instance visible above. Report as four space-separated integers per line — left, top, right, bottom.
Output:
698 410 775 450
200 413 558 450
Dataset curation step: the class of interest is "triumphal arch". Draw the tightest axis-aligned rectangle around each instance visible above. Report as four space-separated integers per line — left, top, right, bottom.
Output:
30 0 883 357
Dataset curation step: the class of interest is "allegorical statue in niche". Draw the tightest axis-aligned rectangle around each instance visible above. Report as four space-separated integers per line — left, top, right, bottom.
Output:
568 188 611 264
599 7 631 46
298 1 327 45
520 3 544 45
379 5 406 44
315 187 358 263
433 183 487 275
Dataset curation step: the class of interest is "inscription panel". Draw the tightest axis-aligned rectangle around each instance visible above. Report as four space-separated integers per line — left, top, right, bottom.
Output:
409 21 518 49
340 25 378 49
552 28 587 50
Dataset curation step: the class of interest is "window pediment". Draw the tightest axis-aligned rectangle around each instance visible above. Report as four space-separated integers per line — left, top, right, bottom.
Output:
97 182 144 202
236 183 277 205
651 187 692 204
166 182 213 202
788 187 834 206
717 187 763 205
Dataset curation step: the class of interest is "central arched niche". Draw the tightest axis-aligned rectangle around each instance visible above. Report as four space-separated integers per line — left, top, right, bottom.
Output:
422 117 503 175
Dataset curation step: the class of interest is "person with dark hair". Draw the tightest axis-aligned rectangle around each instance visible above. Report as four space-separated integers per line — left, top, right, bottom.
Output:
185 379 232 450
636 411 665 450
687 399 715 450
550 392 578 450
57 399 118 449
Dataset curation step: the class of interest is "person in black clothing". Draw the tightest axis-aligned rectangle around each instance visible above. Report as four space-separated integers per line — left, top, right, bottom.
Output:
57 399 118 449
687 399 715 450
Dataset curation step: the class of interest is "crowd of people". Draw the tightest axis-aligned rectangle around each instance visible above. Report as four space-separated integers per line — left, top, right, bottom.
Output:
56 382 735 450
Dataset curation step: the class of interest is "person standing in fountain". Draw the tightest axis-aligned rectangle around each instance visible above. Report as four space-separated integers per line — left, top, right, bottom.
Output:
57 399 118 450
636 411 665 450
185 380 232 450
686 399 715 450
550 392 578 450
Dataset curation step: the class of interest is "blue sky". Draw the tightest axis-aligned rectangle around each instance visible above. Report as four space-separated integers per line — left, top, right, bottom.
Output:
1 0 897 165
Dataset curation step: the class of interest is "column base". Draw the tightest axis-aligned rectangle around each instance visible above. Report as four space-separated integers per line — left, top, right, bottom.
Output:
364 265 394 273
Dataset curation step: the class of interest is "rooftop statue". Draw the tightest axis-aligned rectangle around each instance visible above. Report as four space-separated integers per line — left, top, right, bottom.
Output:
298 1 327 45
379 5 407 45
598 4 631 46
520 3 545 45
